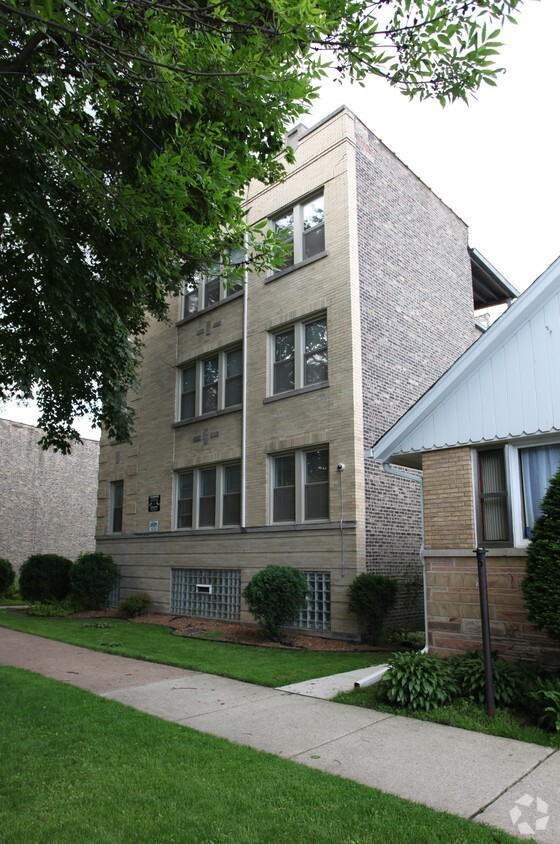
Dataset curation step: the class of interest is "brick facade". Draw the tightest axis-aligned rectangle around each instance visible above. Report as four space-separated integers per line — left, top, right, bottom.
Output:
422 446 559 664
96 107 480 638
0 418 98 568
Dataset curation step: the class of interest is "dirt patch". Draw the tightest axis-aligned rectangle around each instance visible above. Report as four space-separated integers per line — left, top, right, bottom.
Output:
71 609 378 652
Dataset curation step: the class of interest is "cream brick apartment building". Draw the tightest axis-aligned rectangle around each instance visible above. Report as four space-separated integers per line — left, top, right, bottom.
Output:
96 107 515 638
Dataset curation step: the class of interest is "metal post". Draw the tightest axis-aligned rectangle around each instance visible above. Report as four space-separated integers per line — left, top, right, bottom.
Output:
474 547 495 717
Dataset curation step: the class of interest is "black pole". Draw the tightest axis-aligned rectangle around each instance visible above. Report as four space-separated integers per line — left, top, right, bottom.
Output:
474 547 495 717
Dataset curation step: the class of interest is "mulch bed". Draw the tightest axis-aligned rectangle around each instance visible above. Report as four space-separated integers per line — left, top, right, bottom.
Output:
71 608 378 652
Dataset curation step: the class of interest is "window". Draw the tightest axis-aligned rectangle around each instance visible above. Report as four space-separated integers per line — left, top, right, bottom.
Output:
272 448 329 523
271 315 327 395
176 463 241 529
271 193 324 271
476 442 560 545
183 248 245 317
179 348 242 421
110 481 124 533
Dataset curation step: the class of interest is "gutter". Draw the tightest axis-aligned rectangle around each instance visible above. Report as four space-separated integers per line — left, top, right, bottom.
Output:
354 459 428 690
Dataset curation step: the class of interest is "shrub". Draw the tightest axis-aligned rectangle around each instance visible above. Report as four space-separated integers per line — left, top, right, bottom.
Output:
0 557 15 596
382 651 459 711
451 650 525 708
243 565 308 639
522 467 560 643
19 554 73 602
386 628 425 650
28 600 75 617
347 573 398 643
70 552 119 610
528 676 560 732
120 592 153 618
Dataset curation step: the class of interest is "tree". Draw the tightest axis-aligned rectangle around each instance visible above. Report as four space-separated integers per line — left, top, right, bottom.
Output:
522 467 560 644
0 0 521 451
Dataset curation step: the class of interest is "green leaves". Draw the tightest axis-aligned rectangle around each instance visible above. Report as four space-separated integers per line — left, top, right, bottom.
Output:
0 1 521 449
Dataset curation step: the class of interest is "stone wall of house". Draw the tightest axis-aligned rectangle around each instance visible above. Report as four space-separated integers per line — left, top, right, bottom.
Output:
426 552 560 666
356 118 479 629
0 418 99 569
423 448 476 549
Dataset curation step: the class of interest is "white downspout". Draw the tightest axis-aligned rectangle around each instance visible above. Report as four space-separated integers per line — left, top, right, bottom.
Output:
354 459 428 689
241 253 248 530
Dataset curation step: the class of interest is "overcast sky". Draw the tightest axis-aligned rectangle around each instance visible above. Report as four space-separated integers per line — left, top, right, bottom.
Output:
2 0 557 438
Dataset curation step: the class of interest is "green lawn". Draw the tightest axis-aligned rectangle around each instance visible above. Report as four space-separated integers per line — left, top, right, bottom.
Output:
0 666 519 844
333 685 560 749
0 611 386 687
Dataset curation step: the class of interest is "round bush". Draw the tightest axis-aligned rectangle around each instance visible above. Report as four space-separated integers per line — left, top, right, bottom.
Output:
243 565 308 639
347 573 399 643
19 554 73 602
119 592 152 618
0 557 15 596
70 552 119 610
522 467 560 643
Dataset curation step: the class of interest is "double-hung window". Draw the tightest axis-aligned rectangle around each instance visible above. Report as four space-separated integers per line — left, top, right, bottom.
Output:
476 442 560 545
183 248 245 317
272 315 327 395
176 463 241 529
179 348 242 421
272 448 329 523
271 193 324 271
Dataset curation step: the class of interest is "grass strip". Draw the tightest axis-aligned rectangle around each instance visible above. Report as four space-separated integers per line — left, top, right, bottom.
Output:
0 666 519 844
0 611 386 687
333 685 560 749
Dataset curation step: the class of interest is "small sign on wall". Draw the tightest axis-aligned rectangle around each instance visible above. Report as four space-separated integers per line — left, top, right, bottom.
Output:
148 494 161 512
148 520 159 532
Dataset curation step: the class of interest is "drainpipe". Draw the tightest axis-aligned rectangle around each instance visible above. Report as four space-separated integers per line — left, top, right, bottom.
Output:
241 248 248 530
354 458 427 689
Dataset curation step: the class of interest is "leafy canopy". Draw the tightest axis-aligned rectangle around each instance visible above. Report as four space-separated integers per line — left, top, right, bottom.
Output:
0 0 521 450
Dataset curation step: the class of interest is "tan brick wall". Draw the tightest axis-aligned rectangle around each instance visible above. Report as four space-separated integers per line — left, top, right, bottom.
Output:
423 448 476 550
426 553 560 664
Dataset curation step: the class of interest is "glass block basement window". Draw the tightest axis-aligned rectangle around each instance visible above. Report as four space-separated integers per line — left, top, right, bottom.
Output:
295 571 331 630
171 568 241 620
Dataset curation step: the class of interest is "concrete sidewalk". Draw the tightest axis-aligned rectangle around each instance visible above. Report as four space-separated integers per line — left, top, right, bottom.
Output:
1 627 558 842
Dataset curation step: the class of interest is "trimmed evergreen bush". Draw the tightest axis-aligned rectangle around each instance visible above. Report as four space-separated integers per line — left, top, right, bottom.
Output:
522 467 560 642
0 557 15 596
243 565 308 639
70 552 119 610
119 592 153 618
347 573 398 643
19 554 73 602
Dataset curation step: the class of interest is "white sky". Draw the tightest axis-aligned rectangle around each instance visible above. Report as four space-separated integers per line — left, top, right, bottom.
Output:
2 0 557 439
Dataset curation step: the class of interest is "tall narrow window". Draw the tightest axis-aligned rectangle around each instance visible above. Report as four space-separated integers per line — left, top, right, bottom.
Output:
304 449 329 520
478 449 510 543
274 328 295 393
177 472 193 528
223 464 241 526
304 318 328 386
202 357 219 414
225 349 243 407
199 468 216 527
272 211 294 269
110 481 124 533
273 455 296 522
180 365 196 420
302 196 325 260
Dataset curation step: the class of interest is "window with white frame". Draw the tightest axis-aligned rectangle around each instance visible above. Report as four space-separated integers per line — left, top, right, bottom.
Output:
271 193 324 271
272 447 329 523
176 463 241 529
271 315 327 395
179 347 242 421
476 442 560 545
183 248 245 317
110 480 124 534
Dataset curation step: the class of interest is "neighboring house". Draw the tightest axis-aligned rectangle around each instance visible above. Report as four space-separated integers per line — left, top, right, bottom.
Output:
372 257 560 663
95 106 515 639
0 418 99 568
